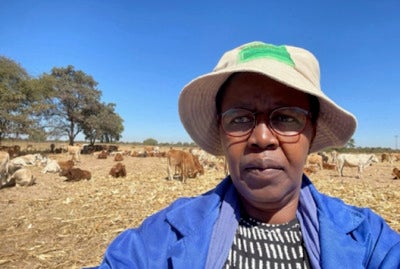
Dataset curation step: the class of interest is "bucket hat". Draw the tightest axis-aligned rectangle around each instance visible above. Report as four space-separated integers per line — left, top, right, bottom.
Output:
179 41 357 155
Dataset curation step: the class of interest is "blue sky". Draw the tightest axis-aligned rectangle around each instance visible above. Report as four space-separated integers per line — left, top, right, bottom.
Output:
1 1 399 149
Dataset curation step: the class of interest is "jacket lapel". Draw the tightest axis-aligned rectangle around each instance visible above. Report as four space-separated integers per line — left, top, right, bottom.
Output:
319 213 367 268
165 181 228 268
315 188 369 268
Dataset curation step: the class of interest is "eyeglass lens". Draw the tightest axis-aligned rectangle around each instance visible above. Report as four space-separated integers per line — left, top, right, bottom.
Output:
221 107 308 137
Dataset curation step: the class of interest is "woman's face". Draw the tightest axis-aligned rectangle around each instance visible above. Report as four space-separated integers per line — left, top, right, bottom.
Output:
219 73 315 221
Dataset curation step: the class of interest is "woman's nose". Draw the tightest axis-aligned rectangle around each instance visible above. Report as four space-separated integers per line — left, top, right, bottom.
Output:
247 117 279 150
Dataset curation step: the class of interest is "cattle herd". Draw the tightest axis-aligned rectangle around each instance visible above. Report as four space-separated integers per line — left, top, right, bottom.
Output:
0 144 227 189
1 143 400 190
305 151 400 179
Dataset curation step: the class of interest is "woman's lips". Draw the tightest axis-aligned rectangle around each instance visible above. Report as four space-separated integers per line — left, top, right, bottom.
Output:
241 158 285 186
243 158 284 172
244 166 283 178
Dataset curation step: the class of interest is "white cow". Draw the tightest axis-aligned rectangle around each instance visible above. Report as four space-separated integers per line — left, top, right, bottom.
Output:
10 153 44 167
337 153 379 178
67 145 81 162
42 159 61 173
0 151 10 187
7 168 36 187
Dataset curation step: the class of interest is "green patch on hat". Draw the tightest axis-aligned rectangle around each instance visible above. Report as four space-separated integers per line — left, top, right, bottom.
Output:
239 42 294 67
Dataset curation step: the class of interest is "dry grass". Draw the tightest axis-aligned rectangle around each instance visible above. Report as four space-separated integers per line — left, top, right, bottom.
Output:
0 143 399 268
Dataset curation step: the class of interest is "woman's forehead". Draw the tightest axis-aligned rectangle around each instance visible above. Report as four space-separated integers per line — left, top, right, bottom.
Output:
221 74 310 109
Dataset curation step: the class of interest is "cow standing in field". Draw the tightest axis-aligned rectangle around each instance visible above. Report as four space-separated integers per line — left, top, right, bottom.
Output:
392 168 400 179
67 145 81 162
190 148 227 175
306 153 323 170
166 149 204 183
337 153 379 178
380 152 394 165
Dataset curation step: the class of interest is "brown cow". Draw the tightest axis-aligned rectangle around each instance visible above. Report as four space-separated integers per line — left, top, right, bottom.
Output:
58 160 75 172
166 149 204 183
306 153 323 170
322 162 336 170
303 166 319 175
0 145 20 158
391 153 400 162
381 153 391 163
97 150 108 159
190 154 204 177
114 153 124 162
60 168 91 181
393 168 400 180
109 162 127 178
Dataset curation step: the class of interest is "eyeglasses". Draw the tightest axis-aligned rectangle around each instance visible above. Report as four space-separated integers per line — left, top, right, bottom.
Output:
219 107 311 138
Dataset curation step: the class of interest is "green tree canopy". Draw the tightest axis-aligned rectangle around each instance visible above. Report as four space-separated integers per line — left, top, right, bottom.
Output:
0 56 48 142
0 58 125 145
42 65 102 145
346 138 356 149
143 138 158 146
81 102 124 145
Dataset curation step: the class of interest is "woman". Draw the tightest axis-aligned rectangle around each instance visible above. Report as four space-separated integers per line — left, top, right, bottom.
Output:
92 41 400 268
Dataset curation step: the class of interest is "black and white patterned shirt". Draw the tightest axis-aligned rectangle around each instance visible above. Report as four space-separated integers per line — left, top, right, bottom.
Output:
223 216 311 269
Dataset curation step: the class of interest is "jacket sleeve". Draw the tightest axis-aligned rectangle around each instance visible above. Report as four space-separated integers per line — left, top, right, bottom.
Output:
92 198 192 268
96 228 149 268
363 208 400 269
378 241 400 268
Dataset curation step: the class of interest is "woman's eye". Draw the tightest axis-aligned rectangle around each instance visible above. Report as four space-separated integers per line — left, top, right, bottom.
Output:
232 115 252 124
276 115 295 123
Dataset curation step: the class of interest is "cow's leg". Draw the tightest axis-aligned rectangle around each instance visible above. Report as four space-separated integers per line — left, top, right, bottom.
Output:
181 162 187 183
357 165 363 179
337 163 343 177
167 160 173 180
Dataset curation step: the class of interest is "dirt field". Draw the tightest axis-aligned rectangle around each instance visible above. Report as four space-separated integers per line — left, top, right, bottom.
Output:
0 146 399 268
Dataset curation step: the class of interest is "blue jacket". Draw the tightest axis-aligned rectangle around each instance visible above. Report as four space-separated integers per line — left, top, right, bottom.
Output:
92 176 400 268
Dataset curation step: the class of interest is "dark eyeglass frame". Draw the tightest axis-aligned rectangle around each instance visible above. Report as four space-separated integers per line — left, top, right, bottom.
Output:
219 106 312 138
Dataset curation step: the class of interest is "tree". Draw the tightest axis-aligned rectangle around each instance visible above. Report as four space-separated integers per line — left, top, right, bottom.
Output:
81 102 124 145
0 59 125 145
0 56 47 142
97 104 124 143
346 138 356 149
143 138 158 146
42 65 102 145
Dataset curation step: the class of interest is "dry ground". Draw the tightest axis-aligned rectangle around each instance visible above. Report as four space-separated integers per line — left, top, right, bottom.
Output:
0 147 399 268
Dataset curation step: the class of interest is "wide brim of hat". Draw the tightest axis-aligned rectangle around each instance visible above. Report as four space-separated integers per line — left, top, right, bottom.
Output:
179 59 357 156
